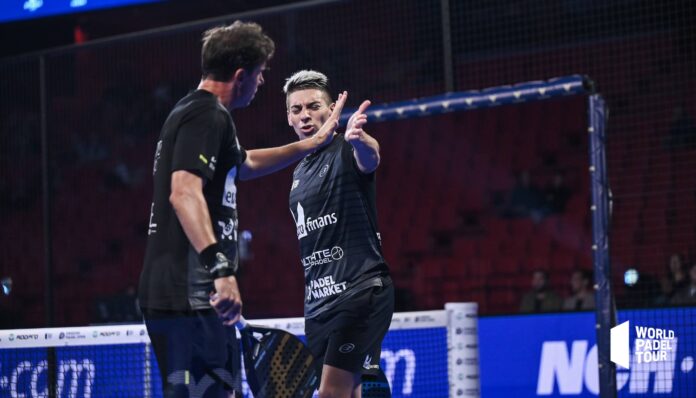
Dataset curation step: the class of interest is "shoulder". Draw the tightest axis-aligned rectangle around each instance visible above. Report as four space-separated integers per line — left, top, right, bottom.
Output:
335 139 355 163
178 91 229 122
331 137 349 154
190 104 233 136
315 137 345 164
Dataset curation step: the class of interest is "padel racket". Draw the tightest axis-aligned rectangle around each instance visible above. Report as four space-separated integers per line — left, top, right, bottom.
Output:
362 368 392 398
236 317 320 398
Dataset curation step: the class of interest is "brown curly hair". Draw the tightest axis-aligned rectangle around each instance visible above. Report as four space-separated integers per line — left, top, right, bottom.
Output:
201 21 275 82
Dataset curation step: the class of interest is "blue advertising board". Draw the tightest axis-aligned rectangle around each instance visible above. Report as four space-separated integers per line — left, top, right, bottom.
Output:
0 344 155 397
1 0 163 23
478 308 696 397
0 326 447 397
379 327 449 397
1 307 693 397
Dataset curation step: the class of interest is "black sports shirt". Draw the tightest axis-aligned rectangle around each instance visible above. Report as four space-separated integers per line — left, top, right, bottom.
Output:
139 89 246 311
289 138 388 319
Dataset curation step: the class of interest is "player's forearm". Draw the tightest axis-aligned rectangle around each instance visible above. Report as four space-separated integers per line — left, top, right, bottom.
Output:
171 191 217 252
170 173 217 252
239 140 316 180
352 134 380 173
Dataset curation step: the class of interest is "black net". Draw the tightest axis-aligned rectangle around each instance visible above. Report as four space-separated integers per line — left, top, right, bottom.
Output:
448 1 696 396
0 58 45 328
373 97 590 314
42 31 202 327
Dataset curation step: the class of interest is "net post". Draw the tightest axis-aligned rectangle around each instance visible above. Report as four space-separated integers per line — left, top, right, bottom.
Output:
588 94 617 398
446 302 480 398
40 54 58 398
144 343 153 398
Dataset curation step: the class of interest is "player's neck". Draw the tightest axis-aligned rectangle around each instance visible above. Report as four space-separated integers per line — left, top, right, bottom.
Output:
198 78 234 109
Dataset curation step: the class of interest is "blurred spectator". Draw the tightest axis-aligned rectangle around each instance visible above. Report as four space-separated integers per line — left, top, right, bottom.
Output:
543 170 572 214
670 262 696 305
656 253 688 305
104 162 142 189
91 285 141 324
502 170 547 221
668 253 689 292
72 131 109 163
655 276 674 306
562 269 595 311
520 270 562 313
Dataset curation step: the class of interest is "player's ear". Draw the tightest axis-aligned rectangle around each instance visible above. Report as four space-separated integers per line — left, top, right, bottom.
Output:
233 68 247 83
326 91 335 111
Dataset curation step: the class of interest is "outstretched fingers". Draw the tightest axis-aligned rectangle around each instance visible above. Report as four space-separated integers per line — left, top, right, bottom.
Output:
313 91 347 150
352 115 368 128
329 91 348 124
347 100 371 130
356 99 371 115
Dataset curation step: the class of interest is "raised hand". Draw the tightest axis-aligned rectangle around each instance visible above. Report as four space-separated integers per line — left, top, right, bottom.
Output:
312 91 348 150
344 100 371 145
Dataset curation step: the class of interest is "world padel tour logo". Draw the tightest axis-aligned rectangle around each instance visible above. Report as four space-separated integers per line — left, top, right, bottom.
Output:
611 321 676 368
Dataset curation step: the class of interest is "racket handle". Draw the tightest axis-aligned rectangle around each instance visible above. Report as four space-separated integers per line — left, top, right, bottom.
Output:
210 293 247 330
236 316 249 330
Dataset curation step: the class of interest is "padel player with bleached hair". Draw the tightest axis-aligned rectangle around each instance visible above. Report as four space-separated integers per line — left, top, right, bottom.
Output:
284 70 394 398
139 24 346 397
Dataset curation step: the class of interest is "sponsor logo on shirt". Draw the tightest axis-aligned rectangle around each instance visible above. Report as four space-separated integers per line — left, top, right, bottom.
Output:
319 164 330 177
152 140 162 175
209 156 217 172
218 218 237 241
306 275 347 301
301 246 344 268
222 167 237 209
147 202 157 235
292 202 337 239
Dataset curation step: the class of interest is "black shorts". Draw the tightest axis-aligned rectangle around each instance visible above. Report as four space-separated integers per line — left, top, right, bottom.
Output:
143 308 242 398
305 276 394 378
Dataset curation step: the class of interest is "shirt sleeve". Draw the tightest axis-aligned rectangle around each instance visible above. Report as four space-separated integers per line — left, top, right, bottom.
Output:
231 134 248 169
343 139 376 181
171 108 225 181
